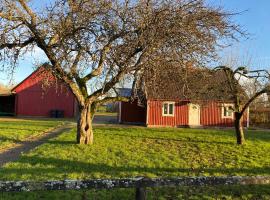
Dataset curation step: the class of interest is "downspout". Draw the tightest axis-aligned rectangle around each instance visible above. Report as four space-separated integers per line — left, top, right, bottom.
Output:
72 95 75 118
118 102 122 123
247 106 250 128
146 100 149 127
14 94 18 116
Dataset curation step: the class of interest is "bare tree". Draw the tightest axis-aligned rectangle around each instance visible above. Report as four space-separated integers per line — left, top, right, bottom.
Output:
215 66 270 144
0 0 242 144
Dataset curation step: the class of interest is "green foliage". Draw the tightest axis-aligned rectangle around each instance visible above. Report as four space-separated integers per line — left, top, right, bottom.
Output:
0 126 269 181
96 104 118 114
96 105 107 113
0 119 62 151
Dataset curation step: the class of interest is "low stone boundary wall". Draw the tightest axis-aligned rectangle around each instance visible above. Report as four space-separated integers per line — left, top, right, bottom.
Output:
0 176 269 192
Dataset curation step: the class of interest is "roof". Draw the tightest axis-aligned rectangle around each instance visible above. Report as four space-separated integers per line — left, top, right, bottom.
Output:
11 62 56 92
137 65 243 101
11 67 43 92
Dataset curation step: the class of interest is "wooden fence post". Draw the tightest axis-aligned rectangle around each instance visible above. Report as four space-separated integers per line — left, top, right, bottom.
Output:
81 191 87 200
135 187 146 200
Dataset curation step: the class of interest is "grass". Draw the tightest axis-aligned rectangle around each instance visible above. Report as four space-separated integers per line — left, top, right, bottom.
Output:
1 184 270 199
0 126 269 181
0 125 270 199
95 112 118 116
0 118 63 151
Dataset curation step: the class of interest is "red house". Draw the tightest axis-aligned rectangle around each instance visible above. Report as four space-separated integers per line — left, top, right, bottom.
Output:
0 67 77 118
118 68 249 128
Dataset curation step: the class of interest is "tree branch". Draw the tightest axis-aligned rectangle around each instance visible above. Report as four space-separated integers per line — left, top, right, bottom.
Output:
18 0 37 24
0 37 35 49
0 11 23 22
70 51 82 74
82 45 110 82
240 86 269 116
82 30 135 82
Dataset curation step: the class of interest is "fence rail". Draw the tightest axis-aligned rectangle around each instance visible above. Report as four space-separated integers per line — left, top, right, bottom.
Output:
0 176 269 192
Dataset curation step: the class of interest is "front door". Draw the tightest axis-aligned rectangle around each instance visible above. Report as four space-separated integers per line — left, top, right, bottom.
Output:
189 104 200 126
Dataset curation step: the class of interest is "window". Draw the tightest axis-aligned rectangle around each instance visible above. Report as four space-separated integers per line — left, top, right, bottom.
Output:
222 104 234 119
162 102 175 116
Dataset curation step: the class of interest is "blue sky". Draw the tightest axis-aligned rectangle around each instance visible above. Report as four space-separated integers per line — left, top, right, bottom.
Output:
1 0 270 85
211 0 270 67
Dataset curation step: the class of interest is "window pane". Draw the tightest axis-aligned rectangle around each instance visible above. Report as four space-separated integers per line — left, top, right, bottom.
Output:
227 109 233 116
163 103 168 114
223 107 227 116
169 104 174 115
223 106 233 117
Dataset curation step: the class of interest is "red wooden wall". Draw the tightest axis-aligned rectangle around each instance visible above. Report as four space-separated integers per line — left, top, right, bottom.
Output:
13 68 76 118
200 102 247 127
146 100 248 127
147 100 189 127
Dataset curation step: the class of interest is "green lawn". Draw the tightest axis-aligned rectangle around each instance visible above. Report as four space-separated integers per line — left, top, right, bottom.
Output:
0 126 269 180
0 118 63 151
0 126 270 199
1 185 270 200
95 112 118 116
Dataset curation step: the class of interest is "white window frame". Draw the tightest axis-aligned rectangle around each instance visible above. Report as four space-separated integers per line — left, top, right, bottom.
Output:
162 102 175 116
221 103 234 119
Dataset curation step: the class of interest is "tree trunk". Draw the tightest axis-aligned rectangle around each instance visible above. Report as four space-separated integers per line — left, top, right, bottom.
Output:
77 104 94 144
234 112 245 145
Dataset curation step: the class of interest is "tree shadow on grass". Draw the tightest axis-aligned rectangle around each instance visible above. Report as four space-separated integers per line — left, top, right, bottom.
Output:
1 155 269 180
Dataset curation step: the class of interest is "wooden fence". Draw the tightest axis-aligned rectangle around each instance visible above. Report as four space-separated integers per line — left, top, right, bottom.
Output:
250 109 270 128
0 176 270 200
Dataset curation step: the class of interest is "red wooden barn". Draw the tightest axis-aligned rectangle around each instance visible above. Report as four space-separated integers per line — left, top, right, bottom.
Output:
0 67 77 118
118 68 249 128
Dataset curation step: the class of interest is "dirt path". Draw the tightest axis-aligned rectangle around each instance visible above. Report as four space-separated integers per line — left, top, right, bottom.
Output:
0 123 75 167
93 114 117 124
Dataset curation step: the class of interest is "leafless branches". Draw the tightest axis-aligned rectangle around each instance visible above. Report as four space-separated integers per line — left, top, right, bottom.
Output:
0 0 244 143
1 0 243 105
214 65 270 144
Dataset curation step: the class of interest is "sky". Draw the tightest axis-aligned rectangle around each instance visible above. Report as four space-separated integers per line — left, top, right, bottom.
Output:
1 0 270 85
210 0 270 68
